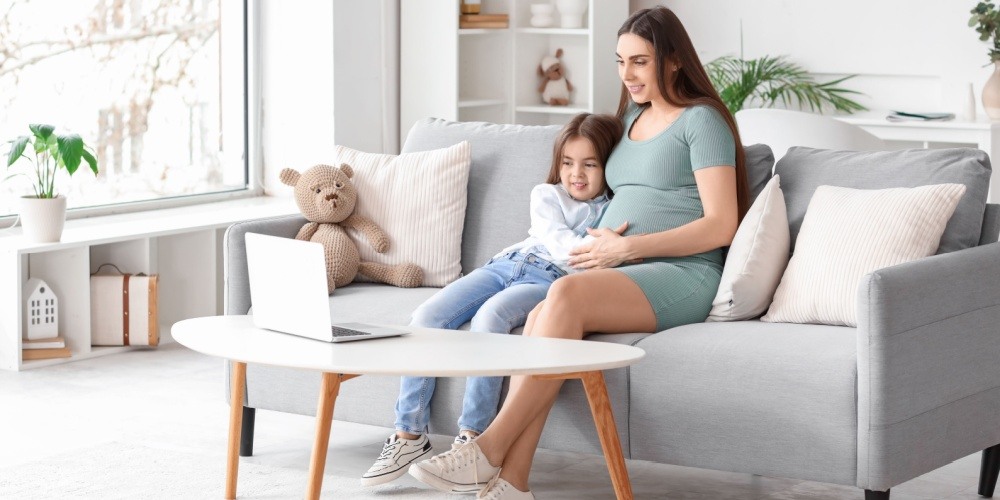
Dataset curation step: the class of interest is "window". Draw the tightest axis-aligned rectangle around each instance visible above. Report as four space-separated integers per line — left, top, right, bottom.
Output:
0 0 250 218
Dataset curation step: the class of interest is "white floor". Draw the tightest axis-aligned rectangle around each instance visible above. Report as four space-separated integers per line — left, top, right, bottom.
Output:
0 343 991 499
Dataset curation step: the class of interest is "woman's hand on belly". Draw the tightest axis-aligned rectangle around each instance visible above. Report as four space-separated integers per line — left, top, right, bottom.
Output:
568 222 638 270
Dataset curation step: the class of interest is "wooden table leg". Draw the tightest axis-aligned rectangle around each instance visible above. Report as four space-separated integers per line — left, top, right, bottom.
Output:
535 371 633 500
305 373 343 500
581 371 633 500
226 361 247 500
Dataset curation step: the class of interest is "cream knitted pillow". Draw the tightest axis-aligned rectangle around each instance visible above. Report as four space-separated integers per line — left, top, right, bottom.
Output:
334 142 471 287
708 175 790 321
762 183 966 327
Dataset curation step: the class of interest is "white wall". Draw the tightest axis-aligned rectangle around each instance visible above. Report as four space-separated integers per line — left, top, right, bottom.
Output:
258 0 399 195
632 0 993 117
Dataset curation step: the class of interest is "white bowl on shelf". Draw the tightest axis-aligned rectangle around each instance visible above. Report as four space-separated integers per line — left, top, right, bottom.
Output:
555 0 587 29
530 4 555 28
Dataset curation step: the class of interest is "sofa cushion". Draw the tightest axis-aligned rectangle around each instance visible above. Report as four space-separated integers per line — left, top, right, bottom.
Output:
334 142 472 286
401 119 562 275
776 147 991 253
629 320 858 485
708 175 789 321
744 143 775 203
763 183 966 327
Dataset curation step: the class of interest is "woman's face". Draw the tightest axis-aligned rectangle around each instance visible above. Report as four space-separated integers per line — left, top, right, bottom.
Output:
616 33 662 104
560 136 605 201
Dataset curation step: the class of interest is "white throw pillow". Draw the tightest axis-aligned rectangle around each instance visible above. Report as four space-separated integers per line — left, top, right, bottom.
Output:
333 142 471 287
761 183 966 327
708 175 790 321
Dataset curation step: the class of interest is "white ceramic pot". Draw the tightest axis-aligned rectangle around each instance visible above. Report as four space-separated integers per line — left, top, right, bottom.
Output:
555 0 587 28
530 4 555 27
19 195 67 243
983 61 1000 120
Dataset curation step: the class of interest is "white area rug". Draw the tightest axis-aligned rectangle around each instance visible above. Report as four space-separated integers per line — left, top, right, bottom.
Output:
0 441 443 499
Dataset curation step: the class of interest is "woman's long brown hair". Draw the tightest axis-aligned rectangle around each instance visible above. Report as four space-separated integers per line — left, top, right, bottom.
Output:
616 6 749 221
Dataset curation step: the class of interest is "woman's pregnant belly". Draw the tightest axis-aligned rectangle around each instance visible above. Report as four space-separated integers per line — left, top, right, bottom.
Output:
598 185 704 237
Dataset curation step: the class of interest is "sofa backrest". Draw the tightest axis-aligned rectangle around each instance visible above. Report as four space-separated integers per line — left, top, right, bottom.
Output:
402 119 562 274
776 147 993 254
401 118 778 275
983 204 1000 244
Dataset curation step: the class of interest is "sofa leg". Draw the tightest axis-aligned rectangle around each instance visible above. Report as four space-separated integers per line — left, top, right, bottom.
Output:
980 443 1000 497
239 407 256 457
864 489 889 500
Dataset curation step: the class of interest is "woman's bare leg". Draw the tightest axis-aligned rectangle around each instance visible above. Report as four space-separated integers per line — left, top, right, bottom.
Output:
476 270 656 490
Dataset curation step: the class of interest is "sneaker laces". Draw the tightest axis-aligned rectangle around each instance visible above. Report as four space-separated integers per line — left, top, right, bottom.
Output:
476 469 504 499
427 442 481 482
375 437 402 462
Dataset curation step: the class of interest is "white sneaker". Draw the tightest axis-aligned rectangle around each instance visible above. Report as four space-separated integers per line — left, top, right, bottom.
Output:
476 475 535 500
360 433 433 486
408 441 500 493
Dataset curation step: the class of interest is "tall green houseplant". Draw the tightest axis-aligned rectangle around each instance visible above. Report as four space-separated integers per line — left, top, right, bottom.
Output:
705 55 867 115
5 124 98 199
971 1 1000 62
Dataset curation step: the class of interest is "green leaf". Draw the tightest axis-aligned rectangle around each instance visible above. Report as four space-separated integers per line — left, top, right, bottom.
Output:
57 134 84 175
7 136 29 167
81 148 98 175
28 124 55 141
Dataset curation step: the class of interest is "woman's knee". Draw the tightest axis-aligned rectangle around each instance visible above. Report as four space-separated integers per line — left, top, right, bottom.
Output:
546 275 589 309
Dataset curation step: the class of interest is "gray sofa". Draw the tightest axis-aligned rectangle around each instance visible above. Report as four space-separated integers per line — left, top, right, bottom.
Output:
224 118 1000 499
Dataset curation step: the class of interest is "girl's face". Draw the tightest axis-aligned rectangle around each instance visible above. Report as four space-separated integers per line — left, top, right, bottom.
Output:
616 33 663 104
560 136 605 201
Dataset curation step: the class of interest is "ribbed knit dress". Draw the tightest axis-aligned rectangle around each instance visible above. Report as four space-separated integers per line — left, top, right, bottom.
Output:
599 103 736 330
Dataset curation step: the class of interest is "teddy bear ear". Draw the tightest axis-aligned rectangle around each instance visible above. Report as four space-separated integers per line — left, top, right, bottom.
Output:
279 168 301 186
555 48 563 58
338 163 354 178
537 65 544 76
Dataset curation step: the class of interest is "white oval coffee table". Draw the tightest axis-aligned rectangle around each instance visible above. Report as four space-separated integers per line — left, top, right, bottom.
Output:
173 315 646 500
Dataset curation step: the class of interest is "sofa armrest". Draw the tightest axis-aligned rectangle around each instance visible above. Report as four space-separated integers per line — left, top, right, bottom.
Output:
856 242 1000 490
223 214 307 315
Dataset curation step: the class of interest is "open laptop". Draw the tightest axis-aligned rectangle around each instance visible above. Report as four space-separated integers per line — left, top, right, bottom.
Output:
244 232 409 342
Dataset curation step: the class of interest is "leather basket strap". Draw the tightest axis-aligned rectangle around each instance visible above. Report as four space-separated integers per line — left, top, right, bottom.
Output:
147 276 159 346
122 274 130 346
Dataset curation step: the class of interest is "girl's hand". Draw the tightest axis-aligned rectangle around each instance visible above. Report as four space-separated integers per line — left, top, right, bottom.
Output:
568 222 639 269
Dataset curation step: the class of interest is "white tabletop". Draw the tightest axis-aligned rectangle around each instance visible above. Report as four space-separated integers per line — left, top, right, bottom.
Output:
172 315 646 377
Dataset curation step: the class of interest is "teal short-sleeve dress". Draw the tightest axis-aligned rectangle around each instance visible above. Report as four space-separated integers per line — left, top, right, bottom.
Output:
599 103 736 330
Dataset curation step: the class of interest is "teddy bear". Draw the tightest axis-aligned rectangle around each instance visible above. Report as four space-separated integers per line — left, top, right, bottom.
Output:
538 48 573 106
280 164 423 293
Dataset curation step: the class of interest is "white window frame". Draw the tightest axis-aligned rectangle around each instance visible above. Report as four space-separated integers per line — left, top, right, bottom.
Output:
0 0 263 223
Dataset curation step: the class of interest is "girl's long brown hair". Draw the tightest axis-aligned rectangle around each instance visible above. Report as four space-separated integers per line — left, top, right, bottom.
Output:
616 6 749 221
545 113 623 196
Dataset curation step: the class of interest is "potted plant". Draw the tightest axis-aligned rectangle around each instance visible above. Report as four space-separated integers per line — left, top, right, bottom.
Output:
4 124 98 243
971 1 1000 119
706 55 867 115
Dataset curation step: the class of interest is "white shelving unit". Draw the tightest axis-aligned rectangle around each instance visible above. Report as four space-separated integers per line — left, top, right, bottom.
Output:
401 0 627 141
0 196 299 371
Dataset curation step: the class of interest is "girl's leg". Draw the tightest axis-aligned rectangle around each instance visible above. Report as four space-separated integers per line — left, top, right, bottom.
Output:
476 270 657 490
459 282 550 435
395 265 508 434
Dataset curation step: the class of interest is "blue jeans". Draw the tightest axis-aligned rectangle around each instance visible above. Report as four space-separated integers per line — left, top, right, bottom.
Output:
394 252 566 435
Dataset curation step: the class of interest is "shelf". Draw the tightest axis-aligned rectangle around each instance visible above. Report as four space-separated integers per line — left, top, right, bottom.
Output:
516 28 589 36
459 99 507 108
516 105 591 115
0 196 299 371
459 28 509 35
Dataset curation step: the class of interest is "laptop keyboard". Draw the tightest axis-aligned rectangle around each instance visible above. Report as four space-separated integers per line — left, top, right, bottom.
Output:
330 325 372 338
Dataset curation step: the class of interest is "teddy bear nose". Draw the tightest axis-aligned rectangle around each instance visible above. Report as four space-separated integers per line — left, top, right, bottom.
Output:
325 193 339 201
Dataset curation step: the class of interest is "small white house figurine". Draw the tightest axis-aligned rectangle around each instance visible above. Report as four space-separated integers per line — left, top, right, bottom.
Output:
23 278 58 340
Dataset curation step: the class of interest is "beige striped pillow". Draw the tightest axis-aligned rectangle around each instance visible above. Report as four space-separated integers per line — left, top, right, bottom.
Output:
761 183 966 327
334 142 471 287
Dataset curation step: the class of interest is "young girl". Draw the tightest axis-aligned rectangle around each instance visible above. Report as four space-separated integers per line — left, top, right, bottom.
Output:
361 113 623 488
